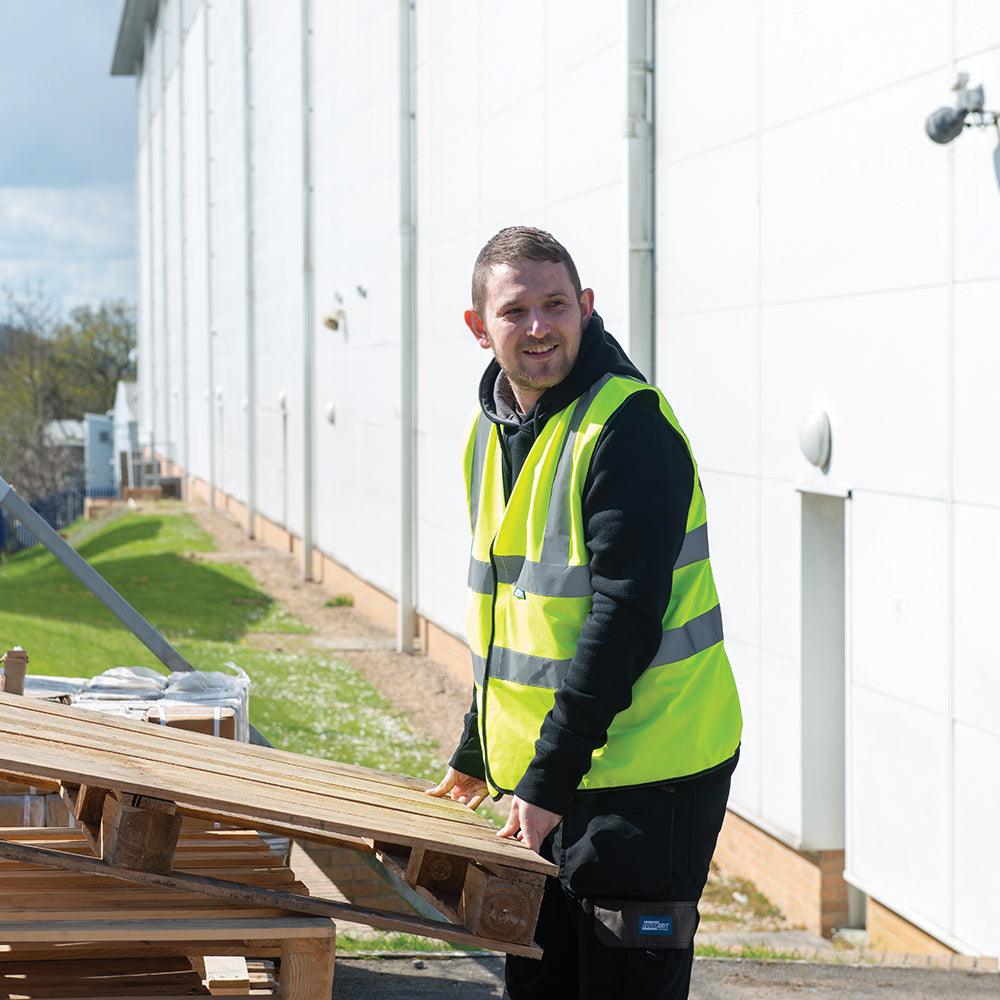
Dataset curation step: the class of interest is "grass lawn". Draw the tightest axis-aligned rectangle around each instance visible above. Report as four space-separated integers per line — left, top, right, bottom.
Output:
0 508 442 778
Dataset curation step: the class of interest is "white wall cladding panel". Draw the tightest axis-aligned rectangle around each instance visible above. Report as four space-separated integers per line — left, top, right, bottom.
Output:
759 288 949 497
759 479 799 662
955 0 1000 57
312 0 400 598
760 74 951 305
147 16 162 115
760 0 950 128
849 685 949 929
953 503 1000 739
136 135 154 443
205 0 248 502
953 50 1000 283
954 280 1000 506
249 0 304 535
759 650 802 843
160 0 180 70
658 0 758 163
182 7 210 482
850 492 948 717
725 637 760 818
953 723 1000 952
659 138 758 316
698 470 759 647
658 307 758 478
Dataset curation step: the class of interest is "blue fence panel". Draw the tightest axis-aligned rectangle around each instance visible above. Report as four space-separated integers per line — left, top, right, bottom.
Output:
0 486 86 557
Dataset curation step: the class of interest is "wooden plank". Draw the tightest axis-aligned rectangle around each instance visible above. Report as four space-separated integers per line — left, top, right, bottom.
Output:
0 732 553 874
0 917 334 943
100 792 182 874
188 955 251 991
0 840 542 958
405 846 468 894
0 702 487 832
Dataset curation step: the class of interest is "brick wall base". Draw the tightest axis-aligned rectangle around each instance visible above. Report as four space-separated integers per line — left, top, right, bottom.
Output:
713 809 849 938
300 842 416 915
867 898 956 956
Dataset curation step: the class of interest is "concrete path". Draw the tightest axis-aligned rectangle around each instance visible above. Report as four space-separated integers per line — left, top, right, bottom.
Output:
333 955 999 999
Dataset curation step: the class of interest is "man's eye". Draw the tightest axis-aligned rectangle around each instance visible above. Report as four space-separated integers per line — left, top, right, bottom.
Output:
505 308 522 316
547 300 565 308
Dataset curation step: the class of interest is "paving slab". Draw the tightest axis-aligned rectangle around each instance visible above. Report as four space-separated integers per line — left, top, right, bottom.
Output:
333 955 999 999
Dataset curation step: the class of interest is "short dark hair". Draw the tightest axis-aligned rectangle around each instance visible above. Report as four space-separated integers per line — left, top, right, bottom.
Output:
471 226 582 316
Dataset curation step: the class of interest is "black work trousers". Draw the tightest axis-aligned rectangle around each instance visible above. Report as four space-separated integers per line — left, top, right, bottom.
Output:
504 763 733 1000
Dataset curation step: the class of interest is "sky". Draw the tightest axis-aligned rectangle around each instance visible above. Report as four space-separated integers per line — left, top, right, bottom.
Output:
0 0 135 315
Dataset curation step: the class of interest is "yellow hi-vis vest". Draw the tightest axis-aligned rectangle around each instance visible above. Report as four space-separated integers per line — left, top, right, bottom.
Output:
464 373 742 796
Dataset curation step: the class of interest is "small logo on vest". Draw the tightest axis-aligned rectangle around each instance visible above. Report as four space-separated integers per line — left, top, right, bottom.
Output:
513 587 526 600
638 916 673 936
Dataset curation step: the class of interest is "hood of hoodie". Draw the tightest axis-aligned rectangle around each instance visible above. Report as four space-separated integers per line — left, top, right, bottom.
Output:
477 311 645 490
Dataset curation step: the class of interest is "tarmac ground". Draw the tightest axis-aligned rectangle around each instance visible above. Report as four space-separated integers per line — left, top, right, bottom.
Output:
333 954 1000 999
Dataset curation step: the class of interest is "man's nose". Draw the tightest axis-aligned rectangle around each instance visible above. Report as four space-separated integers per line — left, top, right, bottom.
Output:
526 309 550 336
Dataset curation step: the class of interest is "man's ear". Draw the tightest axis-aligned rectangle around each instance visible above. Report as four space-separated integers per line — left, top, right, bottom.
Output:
464 309 492 350
579 288 595 325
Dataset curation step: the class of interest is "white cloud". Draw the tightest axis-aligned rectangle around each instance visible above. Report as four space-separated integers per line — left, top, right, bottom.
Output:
0 184 135 312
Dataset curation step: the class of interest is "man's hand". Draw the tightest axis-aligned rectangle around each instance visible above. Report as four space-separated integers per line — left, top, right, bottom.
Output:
497 796 562 852
425 767 489 811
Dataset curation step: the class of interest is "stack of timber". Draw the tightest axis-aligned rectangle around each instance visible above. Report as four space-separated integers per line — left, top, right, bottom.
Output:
0 827 329 997
0 692 555 964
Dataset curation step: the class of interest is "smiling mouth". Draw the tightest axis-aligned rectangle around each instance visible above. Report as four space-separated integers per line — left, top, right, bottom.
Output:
523 344 557 357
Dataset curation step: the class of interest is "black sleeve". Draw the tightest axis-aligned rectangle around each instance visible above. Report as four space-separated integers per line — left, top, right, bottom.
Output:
448 687 486 780
513 390 694 815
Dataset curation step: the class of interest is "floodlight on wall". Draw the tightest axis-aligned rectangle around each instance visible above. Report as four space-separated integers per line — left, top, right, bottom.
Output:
799 409 832 473
925 74 1000 190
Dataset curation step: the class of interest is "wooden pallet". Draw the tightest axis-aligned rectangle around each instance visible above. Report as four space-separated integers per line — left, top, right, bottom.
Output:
0 694 553 957
0 828 327 998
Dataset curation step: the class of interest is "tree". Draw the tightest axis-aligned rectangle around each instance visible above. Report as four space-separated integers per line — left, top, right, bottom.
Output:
49 300 136 417
0 285 78 499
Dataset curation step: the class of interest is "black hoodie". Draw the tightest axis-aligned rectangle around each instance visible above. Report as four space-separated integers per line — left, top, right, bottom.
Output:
449 312 697 816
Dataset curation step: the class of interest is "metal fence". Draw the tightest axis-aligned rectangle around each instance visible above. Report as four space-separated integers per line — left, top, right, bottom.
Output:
0 485 118 556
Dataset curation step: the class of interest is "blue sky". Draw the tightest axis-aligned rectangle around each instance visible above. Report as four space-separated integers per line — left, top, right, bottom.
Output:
0 1 135 313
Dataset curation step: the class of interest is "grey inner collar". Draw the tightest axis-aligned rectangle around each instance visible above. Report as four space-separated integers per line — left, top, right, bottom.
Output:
494 370 523 424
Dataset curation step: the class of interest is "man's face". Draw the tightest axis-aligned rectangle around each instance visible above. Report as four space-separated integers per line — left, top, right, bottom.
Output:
465 260 594 403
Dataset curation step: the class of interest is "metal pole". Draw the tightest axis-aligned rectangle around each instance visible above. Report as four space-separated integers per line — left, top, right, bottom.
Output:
241 0 258 539
0 476 193 675
396 0 417 653
300 0 316 581
626 0 656 382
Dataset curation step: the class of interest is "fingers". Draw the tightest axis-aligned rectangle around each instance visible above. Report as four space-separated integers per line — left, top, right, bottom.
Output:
467 791 488 811
425 768 458 798
496 799 521 840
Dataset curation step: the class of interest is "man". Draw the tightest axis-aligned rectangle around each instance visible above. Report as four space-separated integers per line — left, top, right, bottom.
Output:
427 227 742 999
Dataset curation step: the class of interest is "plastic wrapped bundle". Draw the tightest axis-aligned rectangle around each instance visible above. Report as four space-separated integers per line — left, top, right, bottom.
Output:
162 663 251 742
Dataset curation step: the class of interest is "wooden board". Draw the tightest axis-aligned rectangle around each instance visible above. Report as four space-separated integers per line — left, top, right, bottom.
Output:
0 694 554 877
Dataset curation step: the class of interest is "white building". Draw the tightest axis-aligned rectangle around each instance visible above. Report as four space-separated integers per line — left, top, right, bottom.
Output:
112 0 1000 956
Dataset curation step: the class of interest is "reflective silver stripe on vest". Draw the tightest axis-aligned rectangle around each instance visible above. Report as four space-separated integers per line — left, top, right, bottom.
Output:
471 652 486 685
480 604 725 690
469 554 592 598
539 373 616 566
468 558 493 595
674 522 710 570
469 414 493 532
489 646 569 688
655 604 724 664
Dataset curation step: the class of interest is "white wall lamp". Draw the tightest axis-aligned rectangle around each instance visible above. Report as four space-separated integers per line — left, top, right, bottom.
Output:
925 74 1000 191
799 408 832 474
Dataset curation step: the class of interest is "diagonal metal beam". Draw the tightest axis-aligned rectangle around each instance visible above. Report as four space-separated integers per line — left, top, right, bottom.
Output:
0 474 194 675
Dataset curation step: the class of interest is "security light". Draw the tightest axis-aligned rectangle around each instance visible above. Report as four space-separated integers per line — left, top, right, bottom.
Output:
925 75 1000 191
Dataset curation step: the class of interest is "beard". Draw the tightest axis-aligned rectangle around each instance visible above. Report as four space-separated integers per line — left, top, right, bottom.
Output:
492 333 578 394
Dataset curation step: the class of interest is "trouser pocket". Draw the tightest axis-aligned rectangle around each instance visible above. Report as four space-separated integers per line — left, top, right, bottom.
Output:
589 899 699 950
